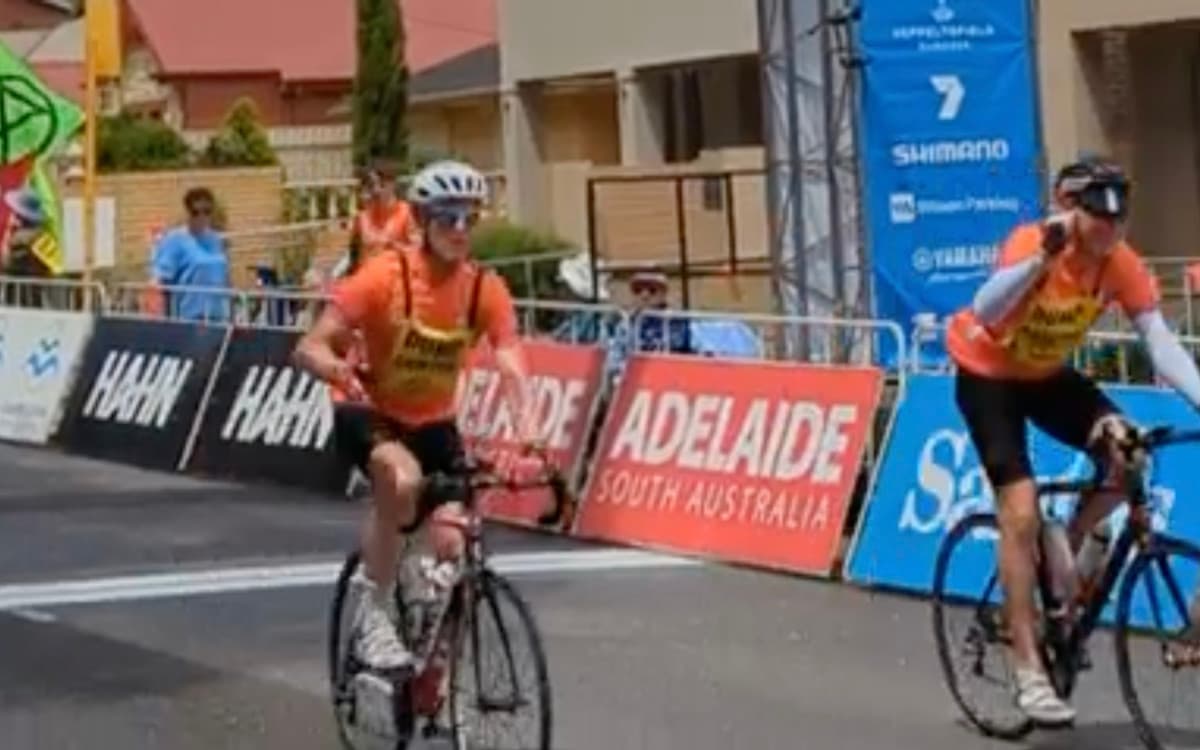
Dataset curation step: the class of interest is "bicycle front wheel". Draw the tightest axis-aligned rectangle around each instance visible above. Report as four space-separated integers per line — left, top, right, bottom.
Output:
448 569 552 750
932 512 1034 740
1115 535 1200 750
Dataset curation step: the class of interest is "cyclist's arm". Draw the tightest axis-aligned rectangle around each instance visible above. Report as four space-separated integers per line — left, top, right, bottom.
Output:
480 273 537 444
1115 249 1200 408
294 305 358 383
293 255 385 385
1133 310 1200 407
972 224 1051 325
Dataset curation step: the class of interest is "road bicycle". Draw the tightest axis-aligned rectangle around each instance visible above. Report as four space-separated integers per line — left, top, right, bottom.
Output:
327 448 574 750
932 424 1200 749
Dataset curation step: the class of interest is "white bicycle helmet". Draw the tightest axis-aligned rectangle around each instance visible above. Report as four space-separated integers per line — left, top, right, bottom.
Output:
407 160 489 206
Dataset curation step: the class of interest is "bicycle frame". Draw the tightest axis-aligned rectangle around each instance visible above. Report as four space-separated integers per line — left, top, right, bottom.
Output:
402 454 570 677
1034 426 1200 667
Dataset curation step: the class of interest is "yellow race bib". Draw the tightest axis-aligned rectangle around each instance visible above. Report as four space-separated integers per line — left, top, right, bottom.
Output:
1004 295 1102 366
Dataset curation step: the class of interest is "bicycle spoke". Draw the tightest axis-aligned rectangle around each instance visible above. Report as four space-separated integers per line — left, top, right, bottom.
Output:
450 573 550 750
1116 541 1200 750
932 513 1033 740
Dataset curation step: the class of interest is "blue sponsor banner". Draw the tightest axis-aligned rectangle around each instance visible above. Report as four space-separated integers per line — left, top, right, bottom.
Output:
847 374 1200 629
857 0 1045 366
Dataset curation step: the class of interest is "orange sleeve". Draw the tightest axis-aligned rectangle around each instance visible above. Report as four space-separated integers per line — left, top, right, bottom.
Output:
995 222 1043 268
478 270 520 349
1107 245 1160 317
332 253 392 327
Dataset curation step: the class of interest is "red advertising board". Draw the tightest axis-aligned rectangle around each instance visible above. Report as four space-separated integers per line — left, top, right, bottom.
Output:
455 339 606 526
575 354 883 575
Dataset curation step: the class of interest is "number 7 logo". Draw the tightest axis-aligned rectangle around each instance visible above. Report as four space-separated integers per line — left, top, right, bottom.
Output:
930 75 965 121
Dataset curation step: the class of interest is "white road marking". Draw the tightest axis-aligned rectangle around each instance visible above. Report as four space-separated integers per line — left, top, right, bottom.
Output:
9 607 57 623
0 549 702 611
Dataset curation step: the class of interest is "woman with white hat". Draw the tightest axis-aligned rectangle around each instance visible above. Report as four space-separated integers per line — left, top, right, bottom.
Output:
3 187 48 274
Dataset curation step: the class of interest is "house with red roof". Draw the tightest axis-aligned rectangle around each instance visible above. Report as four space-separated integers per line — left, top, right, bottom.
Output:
113 0 501 179
0 0 73 31
3 0 503 180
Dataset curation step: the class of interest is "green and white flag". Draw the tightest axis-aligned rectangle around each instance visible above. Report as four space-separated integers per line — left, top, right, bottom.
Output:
0 39 85 164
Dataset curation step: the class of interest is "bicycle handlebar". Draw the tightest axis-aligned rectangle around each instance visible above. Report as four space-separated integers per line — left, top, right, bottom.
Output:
419 446 575 529
1135 425 1200 450
1037 424 1200 498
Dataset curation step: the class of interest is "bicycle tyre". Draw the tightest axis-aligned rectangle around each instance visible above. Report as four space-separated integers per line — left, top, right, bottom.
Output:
932 512 1034 740
448 569 552 750
327 550 413 750
1114 535 1200 750
328 550 361 750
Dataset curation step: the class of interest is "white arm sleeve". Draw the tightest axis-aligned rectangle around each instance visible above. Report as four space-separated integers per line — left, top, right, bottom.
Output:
1133 310 1200 408
972 253 1047 325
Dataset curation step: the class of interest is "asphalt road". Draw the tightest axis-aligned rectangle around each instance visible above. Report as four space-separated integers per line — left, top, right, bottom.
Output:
1 442 1198 750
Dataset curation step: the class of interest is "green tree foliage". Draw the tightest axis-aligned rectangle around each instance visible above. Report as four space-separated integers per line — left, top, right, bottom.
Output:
353 0 408 168
200 98 278 167
471 219 577 300
97 112 192 172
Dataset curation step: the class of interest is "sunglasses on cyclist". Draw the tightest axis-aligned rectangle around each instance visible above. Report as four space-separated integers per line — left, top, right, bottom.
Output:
426 204 480 232
1076 182 1130 221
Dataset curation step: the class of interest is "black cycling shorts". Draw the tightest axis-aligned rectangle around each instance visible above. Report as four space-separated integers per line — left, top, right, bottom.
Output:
333 402 466 478
954 366 1120 489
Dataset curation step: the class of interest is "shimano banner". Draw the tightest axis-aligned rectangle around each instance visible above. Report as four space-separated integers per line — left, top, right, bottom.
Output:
846 374 1200 628
857 0 1044 365
57 318 229 471
186 328 346 493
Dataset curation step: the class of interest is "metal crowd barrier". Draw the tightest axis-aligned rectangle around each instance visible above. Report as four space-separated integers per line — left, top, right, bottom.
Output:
108 282 331 330
0 275 108 313
512 298 629 344
635 308 908 396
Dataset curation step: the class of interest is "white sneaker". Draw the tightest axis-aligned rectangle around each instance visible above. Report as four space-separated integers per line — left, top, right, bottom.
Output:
353 575 413 672
1015 667 1075 726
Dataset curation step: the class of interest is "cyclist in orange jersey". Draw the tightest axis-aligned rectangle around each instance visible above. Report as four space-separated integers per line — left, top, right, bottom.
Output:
946 156 1200 726
294 160 536 672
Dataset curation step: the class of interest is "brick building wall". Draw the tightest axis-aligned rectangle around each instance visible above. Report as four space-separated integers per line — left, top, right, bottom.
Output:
63 167 286 285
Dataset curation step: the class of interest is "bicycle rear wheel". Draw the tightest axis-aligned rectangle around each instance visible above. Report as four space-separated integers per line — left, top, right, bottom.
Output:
448 569 551 750
932 512 1033 740
1115 536 1200 750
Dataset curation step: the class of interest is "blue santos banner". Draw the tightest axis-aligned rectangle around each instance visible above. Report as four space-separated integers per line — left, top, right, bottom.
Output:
847 374 1200 629
857 0 1045 367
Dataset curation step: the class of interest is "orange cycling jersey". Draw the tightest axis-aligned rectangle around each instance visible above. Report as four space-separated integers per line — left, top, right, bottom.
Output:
946 221 1159 381
331 246 518 426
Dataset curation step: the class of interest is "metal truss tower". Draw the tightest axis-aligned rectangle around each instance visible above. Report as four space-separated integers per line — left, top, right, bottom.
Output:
757 0 866 358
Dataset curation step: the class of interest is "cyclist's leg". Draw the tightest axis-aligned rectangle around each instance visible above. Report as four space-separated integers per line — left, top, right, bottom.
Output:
341 409 426 670
956 368 1074 723
1024 368 1126 549
400 421 469 720
404 420 470 563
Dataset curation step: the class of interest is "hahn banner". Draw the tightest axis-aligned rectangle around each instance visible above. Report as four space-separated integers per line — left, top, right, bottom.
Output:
456 340 606 526
575 354 883 575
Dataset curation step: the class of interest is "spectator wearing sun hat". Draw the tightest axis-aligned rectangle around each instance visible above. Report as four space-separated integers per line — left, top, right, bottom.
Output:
628 269 692 355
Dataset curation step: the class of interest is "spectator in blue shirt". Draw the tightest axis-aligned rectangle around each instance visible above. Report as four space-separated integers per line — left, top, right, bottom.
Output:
150 187 231 322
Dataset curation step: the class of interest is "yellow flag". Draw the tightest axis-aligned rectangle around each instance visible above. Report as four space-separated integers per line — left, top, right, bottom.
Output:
27 160 64 275
86 0 123 79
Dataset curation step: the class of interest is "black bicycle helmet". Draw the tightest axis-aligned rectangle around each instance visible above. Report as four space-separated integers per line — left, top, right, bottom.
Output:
1055 155 1131 218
